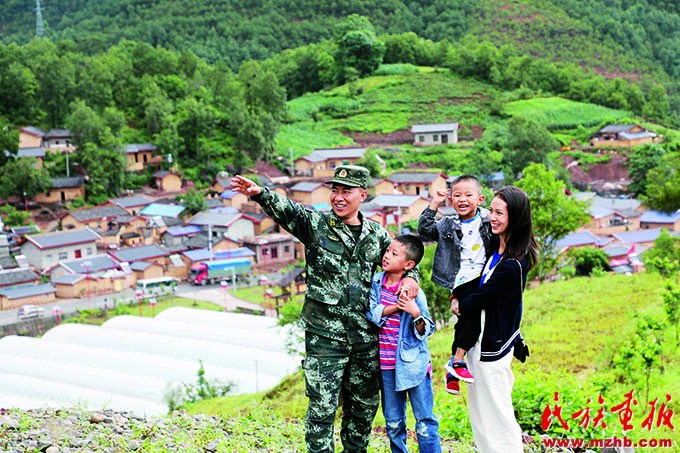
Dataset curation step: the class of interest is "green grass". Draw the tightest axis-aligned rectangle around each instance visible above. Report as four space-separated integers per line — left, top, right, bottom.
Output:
187 271 680 446
505 97 631 129
64 297 223 326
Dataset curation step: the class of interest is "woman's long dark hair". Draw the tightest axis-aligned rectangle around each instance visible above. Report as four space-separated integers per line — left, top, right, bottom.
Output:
494 186 538 270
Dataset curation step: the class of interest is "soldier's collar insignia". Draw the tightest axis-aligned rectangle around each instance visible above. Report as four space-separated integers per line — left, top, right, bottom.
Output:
329 217 336 227
338 169 348 177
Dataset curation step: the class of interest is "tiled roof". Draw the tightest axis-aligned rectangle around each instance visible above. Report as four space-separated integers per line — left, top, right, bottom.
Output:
109 196 151 208
372 194 424 208
639 210 680 224
123 143 156 154
131 261 153 271
51 177 84 188
164 226 202 237
59 254 118 274
24 228 100 250
20 126 46 137
411 122 459 134
209 206 239 214
0 283 56 299
219 190 242 200
589 196 641 212
297 147 366 163
110 244 168 262
68 206 129 222
52 274 86 285
0 256 17 270
598 124 637 134
555 231 602 249
182 247 255 262
290 182 324 192
44 128 71 138
187 211 242 228
620 131 656 140
612 228 667 244
205 198 223 208
388 172 444 184
242 233 295 245
17 147 45 158
139 203 185 218
0 269 39 286
587 206 615 219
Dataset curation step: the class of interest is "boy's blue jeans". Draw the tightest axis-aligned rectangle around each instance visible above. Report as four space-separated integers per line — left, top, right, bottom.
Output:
380 369 441 453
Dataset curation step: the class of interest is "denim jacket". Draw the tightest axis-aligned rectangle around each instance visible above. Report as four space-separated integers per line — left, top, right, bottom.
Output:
418 206 494 291
366 271 435 392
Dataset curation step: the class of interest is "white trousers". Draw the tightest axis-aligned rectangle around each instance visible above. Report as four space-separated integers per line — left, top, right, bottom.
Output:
467 346 522 453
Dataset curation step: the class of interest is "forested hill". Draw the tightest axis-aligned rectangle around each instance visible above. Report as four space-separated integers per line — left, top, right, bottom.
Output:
2 0 680 82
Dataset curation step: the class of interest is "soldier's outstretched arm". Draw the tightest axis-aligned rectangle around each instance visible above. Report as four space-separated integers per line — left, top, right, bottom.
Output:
231 175 314 244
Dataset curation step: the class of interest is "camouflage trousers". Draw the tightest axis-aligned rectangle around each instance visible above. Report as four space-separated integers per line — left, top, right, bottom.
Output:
303 331 381 453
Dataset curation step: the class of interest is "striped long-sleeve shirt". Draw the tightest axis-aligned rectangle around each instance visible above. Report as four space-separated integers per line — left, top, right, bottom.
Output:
378 276 402 370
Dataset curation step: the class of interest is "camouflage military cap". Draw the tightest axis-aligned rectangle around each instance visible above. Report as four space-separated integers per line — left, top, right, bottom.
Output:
325 165 370 189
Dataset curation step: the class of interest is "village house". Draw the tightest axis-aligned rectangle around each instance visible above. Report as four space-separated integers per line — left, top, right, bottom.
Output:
19 126 46 148
411 122 459 146
131 261 165 280
0 283 57 311
612 228 665 248
20 228 101 270
242 233 298 271
384 171 447 197
154 170 183 192
161 225 203 250
139 203 186 219
639 210 680 232
0 268 40 289
48 254 120 280
186 211 255 240
288 181 331 206
209 177 232 194
294 147 366 178
53 274 101 299
366 194 430 224
16 147 45 168
590 124 662 148
34 177 86 204
42 128 76 153
241 210 276 235
105 195 152 216
60 205 130 231
123 144 156 171
581 206 642 236
218 190 249 210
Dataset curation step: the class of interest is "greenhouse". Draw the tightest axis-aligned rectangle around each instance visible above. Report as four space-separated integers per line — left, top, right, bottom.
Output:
0 307 299 415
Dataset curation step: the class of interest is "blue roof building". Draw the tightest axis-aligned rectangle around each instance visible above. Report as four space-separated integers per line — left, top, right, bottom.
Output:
140 203 185 218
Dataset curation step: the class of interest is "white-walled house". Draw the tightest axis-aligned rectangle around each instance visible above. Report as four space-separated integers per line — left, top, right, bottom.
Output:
20 228 101 271
411 122 459 146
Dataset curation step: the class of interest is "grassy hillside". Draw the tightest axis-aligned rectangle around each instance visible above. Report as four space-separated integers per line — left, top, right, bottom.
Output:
187 271 680 447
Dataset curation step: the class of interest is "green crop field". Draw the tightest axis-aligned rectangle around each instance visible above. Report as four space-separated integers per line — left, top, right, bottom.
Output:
505 97 631 130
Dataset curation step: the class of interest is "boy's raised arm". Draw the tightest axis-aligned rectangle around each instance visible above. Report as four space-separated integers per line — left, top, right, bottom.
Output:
417 190 448 241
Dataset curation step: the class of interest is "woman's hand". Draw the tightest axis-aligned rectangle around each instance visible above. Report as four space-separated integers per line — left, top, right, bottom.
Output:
450 297 460 316
230 175 262 196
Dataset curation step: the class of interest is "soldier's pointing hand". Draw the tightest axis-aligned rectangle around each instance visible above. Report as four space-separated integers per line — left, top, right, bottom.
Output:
230 175 262 197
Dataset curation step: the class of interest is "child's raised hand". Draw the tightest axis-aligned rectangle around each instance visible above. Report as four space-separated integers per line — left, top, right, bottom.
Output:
429 190 449 210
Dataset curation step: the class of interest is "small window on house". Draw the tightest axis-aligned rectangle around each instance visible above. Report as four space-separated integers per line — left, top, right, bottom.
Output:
59 252 68 260
419 135 425 142
87 247 93 256
46 254 53 264
284 245 290 254
401 208 408 215
271 247 278 259
330 161 336 169
405 184 410 191
433 135 439 142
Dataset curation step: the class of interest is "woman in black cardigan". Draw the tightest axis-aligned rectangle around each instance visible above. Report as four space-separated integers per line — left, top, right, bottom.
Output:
451 186 537 453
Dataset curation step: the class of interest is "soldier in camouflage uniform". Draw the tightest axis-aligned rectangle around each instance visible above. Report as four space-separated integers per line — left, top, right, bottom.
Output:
231 165 419 453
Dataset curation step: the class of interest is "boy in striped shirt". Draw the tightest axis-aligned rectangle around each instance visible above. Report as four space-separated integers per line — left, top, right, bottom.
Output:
367 234 441 452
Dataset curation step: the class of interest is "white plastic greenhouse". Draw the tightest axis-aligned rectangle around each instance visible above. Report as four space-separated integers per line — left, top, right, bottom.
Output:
0 307 300 415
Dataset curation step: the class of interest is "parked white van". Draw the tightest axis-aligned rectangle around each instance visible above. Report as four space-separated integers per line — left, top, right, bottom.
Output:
17 305 45 319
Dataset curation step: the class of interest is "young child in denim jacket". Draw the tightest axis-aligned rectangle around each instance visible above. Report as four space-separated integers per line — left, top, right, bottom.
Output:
418 175 495 395
367 234 441 453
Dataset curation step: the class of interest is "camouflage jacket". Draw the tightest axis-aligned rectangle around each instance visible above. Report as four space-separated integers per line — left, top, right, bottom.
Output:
253 187 418 344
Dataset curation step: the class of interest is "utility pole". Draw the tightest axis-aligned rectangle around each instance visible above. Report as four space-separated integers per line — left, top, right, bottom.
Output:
35 0 45 38
289 148 294 177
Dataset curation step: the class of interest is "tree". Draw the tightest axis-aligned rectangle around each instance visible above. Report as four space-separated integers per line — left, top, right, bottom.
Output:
628 144 667 196
643 85 670 120
0 204 30 227
0 119 19 167
419 245 451 325
662 280 680 344
181 188 207 215
644 154 680 213
566 247 610 276
0 158 52 200
333 15 385 81
503 116 559 178
644 229 680 278
516 163 589 281
355 149 383 178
